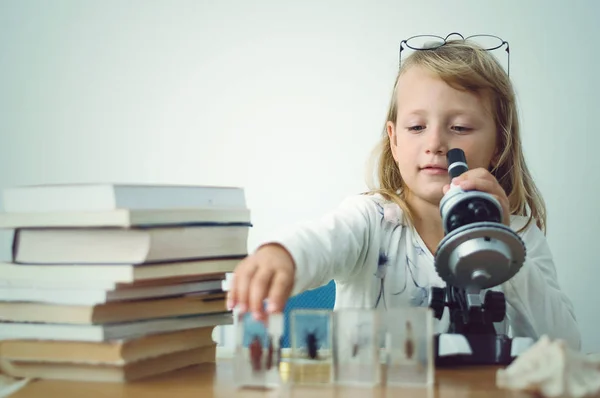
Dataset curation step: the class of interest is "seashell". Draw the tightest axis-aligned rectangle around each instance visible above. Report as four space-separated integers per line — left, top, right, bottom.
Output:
496 335 600 397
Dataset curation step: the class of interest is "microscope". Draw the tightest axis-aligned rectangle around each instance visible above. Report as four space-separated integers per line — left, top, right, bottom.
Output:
429 148 529 366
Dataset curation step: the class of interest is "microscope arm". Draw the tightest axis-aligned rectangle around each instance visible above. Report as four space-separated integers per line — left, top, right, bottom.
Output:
445 286 505 335
431 285 515 366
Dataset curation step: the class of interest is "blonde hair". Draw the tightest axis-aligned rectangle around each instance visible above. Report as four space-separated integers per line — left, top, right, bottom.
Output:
366 40 547 234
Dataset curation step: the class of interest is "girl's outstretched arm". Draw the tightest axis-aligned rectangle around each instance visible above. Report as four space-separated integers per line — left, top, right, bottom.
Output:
262 194 382 297
503 218 581 350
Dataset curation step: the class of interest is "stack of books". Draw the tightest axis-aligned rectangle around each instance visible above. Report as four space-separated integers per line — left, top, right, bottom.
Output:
0 183 250 382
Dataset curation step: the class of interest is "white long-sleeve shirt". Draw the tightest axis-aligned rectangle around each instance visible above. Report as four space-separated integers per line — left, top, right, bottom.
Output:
266 193 581 351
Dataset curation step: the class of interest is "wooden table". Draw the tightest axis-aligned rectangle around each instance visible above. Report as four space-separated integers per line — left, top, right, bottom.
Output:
7 360 533 398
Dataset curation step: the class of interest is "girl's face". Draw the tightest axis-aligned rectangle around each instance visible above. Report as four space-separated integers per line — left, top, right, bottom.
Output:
387 65 498 207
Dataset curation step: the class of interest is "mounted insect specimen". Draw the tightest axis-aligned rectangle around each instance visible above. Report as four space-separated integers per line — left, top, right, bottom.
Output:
290 309 334 385
291 310 331 361
234 312 284 389
332 309 382 387
383 307 434 388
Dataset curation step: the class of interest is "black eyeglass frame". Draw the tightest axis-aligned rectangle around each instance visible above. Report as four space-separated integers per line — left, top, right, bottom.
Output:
398 32 510 76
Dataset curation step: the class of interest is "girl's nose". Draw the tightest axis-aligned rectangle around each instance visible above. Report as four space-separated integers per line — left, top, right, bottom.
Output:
425 125 448 155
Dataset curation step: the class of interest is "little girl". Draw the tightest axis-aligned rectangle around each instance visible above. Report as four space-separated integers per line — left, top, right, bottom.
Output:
227 37 581 351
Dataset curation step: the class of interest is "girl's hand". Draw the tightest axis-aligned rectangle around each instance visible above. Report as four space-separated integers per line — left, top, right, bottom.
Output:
227 243 295 321
443 167 511 226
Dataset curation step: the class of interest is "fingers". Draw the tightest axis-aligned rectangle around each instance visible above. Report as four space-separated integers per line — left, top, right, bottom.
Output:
226 273 236 310
248 267 275 321
452 167 492 181
226 245 296 322
452 168 504 197
454 176 501 197
451 168 511 225
267 270 294 314
229 257 258 313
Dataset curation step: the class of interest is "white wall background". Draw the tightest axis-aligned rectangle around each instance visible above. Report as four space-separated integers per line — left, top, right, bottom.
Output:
0 1 598 353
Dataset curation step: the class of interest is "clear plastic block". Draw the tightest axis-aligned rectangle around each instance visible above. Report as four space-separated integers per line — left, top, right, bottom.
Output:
383 306 434 387
234 312 284 389
289 309 333 385
331 308 382 387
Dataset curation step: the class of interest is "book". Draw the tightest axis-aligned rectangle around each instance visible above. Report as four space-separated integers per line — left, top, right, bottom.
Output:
0 258 240 288
0 182 244 383
0 312 233 342
2 183 246 213
0 344 217 382
12 225 249 264
0 326 216 365
0 207 251 228
0 279 224 305
0 292 228 324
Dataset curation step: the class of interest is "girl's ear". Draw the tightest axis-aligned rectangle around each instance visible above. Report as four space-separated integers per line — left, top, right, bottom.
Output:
386 121 399 162
490 156 498 169
490 145 502 168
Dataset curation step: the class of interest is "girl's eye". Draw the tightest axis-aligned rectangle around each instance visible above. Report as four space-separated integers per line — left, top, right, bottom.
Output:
452 125 471 133
408 125 425 132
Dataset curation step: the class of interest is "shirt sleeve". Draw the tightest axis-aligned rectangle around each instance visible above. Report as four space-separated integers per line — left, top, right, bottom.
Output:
502 218 581 351
258 194 381 296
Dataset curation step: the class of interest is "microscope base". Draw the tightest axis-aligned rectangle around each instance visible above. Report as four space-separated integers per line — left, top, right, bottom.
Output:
434 333 516 367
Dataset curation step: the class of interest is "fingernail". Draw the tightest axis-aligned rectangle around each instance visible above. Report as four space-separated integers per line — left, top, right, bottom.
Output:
238 303 247 313
267 302 277 313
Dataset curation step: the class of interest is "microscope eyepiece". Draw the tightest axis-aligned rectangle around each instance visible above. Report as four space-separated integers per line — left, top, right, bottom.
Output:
447 148 468 179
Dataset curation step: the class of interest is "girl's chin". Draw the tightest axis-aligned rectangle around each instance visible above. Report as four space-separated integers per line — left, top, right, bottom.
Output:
404 187 445 207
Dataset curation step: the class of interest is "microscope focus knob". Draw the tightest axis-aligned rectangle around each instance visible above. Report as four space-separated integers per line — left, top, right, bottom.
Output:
429 287 446 320
484 290 506 323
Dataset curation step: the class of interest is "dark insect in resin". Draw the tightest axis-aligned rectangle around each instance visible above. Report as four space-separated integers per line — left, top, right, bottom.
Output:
350 322 370 358
276 335 283 366
266 335 283 369
306 330 319 360
350 330 362 358
352 341 360 357
265 336 274 370
249 335 263 372
404 321 414 359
